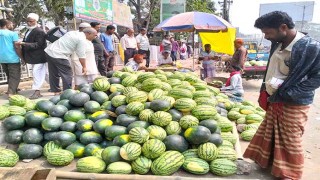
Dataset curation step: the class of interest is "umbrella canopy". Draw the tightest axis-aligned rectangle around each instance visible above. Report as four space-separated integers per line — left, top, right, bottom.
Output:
153 11 233 32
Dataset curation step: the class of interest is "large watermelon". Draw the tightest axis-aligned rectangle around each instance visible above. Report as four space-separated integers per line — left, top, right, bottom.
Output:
151 151 185 176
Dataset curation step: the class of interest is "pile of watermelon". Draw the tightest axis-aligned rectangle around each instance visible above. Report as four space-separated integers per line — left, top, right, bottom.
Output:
0 67 264 176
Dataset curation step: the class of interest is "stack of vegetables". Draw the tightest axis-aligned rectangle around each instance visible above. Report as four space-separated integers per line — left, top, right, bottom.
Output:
0 67 264 176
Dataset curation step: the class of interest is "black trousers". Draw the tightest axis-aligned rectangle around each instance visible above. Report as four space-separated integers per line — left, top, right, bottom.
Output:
96 55 107 76
138 49 150 67
124 48 137 65
105 53 115 71
1 63 21 94
46 53 72 92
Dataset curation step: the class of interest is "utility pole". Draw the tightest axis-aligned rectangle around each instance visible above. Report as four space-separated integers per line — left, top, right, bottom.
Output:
301 5 306 32
218 0 233 22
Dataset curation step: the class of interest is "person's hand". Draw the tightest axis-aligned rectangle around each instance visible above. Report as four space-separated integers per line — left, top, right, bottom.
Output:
20 59 26 65
82 67 87 75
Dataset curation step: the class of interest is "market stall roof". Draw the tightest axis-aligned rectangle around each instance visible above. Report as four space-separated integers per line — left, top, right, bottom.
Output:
153 11 234 32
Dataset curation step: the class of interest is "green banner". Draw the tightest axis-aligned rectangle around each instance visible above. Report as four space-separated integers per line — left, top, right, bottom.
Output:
74 0 113 24
161 0 186 22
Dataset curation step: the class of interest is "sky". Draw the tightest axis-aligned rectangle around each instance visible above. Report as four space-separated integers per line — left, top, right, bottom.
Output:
213 0 320 34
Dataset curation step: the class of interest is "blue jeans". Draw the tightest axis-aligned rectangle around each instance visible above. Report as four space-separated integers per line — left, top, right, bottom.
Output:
171 51 177 61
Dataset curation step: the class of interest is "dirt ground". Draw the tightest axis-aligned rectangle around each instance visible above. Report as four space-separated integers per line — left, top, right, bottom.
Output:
0 58 319 179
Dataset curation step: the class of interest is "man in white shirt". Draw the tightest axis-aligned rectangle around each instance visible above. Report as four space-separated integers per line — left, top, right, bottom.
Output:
120 29 137 64
136 28 150 67
158 50 173 66
44 27 97 95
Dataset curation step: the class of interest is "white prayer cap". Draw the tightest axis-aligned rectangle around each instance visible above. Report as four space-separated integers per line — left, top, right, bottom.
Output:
27 13 39 21
79 23 91 28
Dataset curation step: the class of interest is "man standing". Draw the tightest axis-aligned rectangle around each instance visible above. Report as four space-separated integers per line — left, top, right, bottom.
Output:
0 19 23 96
198 44 218 79
120 29 137 64
170 37 179 62
101 25 116 71
45 27 97 95
231 38 248 69
18 13 47 99
136 28 150 67
162 35 172 53
243 11 320 180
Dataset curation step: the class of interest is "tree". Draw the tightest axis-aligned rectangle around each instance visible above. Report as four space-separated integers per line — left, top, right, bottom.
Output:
186 0 217 13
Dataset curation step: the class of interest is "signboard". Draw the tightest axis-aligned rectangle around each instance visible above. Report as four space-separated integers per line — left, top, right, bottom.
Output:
259 1 314 22
112 0 133 28
160 0 186 22
74 0 113 24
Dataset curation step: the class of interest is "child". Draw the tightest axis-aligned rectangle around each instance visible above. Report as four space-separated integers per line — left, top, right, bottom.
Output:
221 65 244 102
125 54 147 71
158 50 173 66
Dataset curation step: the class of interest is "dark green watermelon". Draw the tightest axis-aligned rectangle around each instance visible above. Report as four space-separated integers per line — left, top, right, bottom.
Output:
69 92 90 107
163 135 189 153
36 100 55 113
60 89 78 100
57 99 73 110
49 95 61 104
48 105 68 117
91 91 109 104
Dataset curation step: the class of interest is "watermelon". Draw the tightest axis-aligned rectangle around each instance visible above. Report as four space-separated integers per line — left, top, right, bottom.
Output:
116 114 138 126
80 131 103 145
168 109 183 121
131 156 152 174
165 121 182 135
126 91 148 103
84 143 102 156
220 132 237 145
142 78 162 92
5 130 23 144
174 98 197 112
66 142 85 158
151 111 172 127
42 117 63 132
168 88 193 99
244 123 260 131
195 97 218 107
107 161 132 174
191 105 218 120
246 114 264 124
60 121 77 132
113 134 130 146
157 96 175 107
3 115 25 130
101 146 122 166
148 88 164 101
179 115 199 129
47 149 74 166
110 84 125 93
184 126 211 145
25 111 48 127
139 109 154 122
163 135 189 153
155 74 167 82
182 157 210 175
111 95 127 107
76 119 94 132
80 86 94 95
35 100 55 113
129 127 149 144
142 139 166 159
17 144 43 159
89 111 110 122
199 119 218 133
193 91 213 99
105 125 127 140
8 106 26 116
240 129 257 141
151 151 185 176
167 78 182 87
112 71 124 78
208 133 223 146
150 99 171 112
122 76 138 87
64 110 86 123
23 99 36 111
49 95 61 104
9 94 27 107
147 125 167 141
0 149 19 167
218 119 234 132
23 128 43 144
137 72 156 83
216 146 237 161
48 105 68 117
77 156 106 173
125 102 145 116
210 158 237 176
160 82 172 91
127 121 150 132
84 101 101 113
220 140 234 148
198 142 218 161
0 106 10 120
120 142 141 161
57 99 73 110
182 149 199 159
93 77 111 91
93 119 113 134
54 131 76 148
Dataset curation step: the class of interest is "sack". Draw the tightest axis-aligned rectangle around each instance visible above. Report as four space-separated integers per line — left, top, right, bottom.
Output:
46 26 67 43
258 90 269 111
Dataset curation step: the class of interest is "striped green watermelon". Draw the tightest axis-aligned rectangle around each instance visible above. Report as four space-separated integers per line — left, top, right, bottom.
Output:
126 91 148 103
147 125 167 141
142 78 162 92
120 142 141 161
154 69 164 74
9 94 27 107
191 105 217 120
160 82 172 91
182 157 210 175
157 96 175 107
185 75 198 85
169 72 185 81
148 88 164 101
244 123 260 131
192 83 207 91
151 111 172 127
245 114 264 124
182 149 199 159
122 66 134 72
168 88 193 99
131 156 152 174
129 127 149 144
112 71 124 78
151 151 185 176
210 158 237 176
197 142 218 161
155 74 167 82
137 72 156 83
122 87 139 96
240 129 256 141
220 140 234 148
167 79 182 87
207 86 220 95
93 77 110 91
227 111 242 121
111 95 127 107
175 85 196 93
237 117 246 124
76 156 106 173
139 109 154 122
218 119 234 132
174 98 197 112
216 146 237 161
109 84 125 93
220 132 237 145
142 139 166 159
121 72 132 80
0 106 10 120
125 102 144 116
43 141 62 157
8 106 26 116
0 148 19 167
47 149 74 166
192 91 213 100
122 76 138 87
179 115 199 129
165 121 182 135
107 161 132 174
194 97 217 107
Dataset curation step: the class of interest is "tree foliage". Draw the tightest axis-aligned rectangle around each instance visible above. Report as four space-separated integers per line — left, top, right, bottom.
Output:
186 0 217 13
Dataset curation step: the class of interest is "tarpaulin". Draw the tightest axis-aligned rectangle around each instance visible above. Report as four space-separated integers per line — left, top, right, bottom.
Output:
199 28 236 55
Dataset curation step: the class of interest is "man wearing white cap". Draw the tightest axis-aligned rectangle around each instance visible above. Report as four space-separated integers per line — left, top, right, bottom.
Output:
45 26 98 95
71 23 99 89
17 13 47 99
